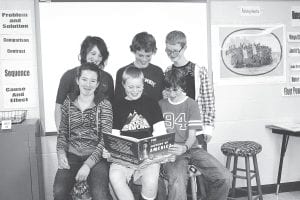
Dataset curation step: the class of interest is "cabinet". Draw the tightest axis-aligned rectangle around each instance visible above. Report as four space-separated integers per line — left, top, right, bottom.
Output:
0 119 44 200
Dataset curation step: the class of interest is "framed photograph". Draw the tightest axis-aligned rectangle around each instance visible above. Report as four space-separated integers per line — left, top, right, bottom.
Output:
211 24 286 84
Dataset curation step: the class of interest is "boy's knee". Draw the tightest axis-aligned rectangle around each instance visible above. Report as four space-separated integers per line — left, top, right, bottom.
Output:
109 171 120 183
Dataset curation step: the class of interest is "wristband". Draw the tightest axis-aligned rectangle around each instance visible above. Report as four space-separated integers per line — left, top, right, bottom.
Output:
184 144 189 152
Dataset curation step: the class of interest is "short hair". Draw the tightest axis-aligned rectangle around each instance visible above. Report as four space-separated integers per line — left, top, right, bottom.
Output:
130 32 157 53
122 66 144 85
163 69 186 92
165 30 187 47
76 62 100 82
79 36 109 68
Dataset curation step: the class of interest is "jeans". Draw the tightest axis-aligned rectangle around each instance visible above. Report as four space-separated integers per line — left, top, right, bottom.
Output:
162 148 232 200
53 153 112 200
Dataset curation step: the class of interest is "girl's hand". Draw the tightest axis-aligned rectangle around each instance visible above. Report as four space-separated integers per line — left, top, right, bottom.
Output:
75 164 90 182
102 148 111 159
57 153 70 169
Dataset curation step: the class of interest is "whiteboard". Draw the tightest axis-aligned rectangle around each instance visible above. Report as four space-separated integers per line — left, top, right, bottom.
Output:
39 2 208 133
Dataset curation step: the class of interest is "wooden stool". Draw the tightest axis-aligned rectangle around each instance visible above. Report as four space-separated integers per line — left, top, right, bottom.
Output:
221 141 263 200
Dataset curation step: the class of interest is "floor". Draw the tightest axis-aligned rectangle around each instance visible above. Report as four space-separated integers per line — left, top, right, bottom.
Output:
235 191 300 200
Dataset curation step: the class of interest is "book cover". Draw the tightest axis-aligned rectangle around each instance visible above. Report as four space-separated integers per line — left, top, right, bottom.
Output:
103 132 175 169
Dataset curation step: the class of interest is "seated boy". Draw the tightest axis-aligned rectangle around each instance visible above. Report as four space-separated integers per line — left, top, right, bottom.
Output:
158 69 232 200
108 66 166 200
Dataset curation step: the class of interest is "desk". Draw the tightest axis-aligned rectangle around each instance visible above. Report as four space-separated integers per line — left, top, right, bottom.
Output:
0 119 44 200
266 124 300 195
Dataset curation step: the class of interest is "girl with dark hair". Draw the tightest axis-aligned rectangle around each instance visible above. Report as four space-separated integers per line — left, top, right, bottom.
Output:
55 36 114 130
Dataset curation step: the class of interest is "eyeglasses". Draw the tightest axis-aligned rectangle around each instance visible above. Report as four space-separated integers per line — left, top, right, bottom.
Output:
165 46 184 56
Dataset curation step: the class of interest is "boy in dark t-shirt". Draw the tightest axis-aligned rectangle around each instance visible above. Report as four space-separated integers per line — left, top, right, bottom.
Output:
114 32 164 102
109 66 166 200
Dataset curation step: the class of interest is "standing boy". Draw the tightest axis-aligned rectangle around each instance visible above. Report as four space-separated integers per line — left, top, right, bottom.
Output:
162 31 232 200
114 32 164 102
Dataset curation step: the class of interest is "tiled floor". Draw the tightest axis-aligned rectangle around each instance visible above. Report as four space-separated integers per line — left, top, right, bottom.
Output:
236 191 300 200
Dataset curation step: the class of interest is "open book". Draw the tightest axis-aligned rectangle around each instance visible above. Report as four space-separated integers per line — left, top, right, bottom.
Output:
103 132 175 169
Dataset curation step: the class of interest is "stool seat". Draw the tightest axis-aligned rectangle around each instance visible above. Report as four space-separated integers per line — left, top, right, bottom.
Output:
221 141 263 200
221 141 262 157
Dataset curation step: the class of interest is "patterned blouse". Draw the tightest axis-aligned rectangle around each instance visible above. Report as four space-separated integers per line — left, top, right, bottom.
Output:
56 95 113 168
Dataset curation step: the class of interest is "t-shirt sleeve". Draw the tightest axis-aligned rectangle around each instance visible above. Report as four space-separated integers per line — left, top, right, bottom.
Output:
107 73 114 102
112 100 122 130
188 99 203 131
150 99 164 125
158 68 165 100
114 68 125 102
56 70 73 105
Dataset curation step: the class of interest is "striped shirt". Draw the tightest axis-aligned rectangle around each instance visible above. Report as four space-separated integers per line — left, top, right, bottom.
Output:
57 95 113 168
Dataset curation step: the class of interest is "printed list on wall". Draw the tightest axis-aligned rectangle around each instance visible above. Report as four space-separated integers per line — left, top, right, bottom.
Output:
283 6 300 96
0 10 36 108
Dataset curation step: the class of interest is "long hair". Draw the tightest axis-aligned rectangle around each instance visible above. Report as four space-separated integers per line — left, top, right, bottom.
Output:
79 36 109 68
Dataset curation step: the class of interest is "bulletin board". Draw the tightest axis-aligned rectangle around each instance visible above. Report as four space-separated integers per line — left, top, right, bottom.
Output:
38 1 208 133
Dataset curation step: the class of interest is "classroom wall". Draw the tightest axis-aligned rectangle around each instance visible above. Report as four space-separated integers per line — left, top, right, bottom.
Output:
0 0 40 119
209 0 300 187
1 1 300 200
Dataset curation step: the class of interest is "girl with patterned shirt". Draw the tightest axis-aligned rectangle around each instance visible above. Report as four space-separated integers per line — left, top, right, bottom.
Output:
53 63 113 200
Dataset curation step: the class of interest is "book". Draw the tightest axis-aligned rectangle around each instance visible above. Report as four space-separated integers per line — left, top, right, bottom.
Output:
266 122 300 132
103 132 175 169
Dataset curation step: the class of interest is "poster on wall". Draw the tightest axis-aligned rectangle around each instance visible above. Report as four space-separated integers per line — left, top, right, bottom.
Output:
211 24 286 84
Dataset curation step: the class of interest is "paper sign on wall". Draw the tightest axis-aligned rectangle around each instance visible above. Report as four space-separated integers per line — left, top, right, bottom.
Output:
0 35 33 59
288 46 300 57
290 75 300 84
2 84 37 108
288 32 300 42
290 62 300 71
240 6 261 17
0 10 32 34
282 86 300 96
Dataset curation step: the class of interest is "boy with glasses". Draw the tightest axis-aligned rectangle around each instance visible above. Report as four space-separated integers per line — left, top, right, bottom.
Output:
163 30 231 200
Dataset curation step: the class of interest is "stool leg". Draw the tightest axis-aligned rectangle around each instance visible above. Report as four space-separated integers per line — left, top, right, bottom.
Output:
253 155 263 200
245 156 253 200
231 155 238 197
190 176 197 200
226 155 232 169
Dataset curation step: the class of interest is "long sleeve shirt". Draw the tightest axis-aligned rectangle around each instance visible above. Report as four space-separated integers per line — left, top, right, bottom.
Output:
56 95 113 168
165 63 215 127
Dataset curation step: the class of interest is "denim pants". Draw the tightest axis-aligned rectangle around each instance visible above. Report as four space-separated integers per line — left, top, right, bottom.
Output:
163 148 232 200
53 153 112 200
